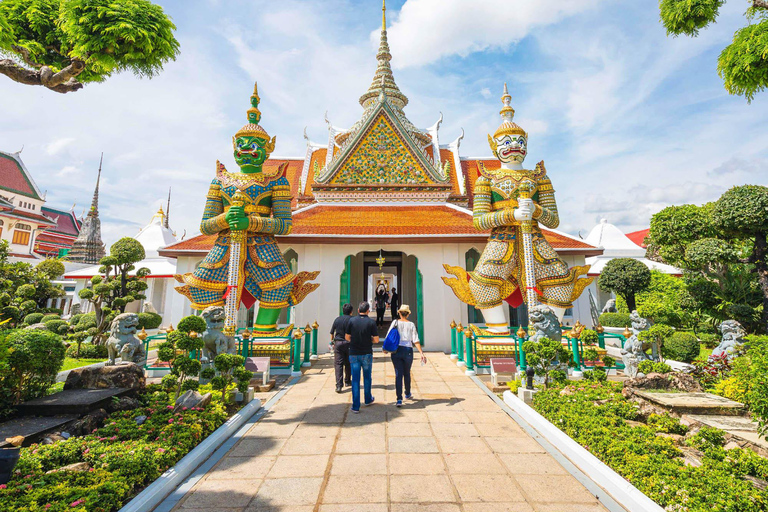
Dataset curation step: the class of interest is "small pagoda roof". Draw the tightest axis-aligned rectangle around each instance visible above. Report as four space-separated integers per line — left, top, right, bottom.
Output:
40 207 81 236
585 219 646 257
626 228 650 248
159 204 602 256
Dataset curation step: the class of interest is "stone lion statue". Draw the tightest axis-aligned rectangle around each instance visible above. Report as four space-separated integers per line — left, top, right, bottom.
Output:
201 305 236 361
621 334 648 378
712 320 746 359
602 299 617 313
106 313 145 366
529 304 562 343
630 310 651 334
142 302 158 314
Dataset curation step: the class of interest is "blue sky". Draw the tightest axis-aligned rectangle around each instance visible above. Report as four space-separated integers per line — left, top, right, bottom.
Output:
1 0 766 245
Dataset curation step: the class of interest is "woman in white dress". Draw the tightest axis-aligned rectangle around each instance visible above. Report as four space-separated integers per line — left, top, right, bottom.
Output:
386 304 426 407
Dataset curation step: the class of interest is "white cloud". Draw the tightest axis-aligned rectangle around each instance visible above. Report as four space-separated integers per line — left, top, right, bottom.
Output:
385 0 602 68
45 137 76 155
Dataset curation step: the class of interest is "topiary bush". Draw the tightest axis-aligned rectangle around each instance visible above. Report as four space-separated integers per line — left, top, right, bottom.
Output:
638 360 672 374
176 314 206 334
661 331 700 363
699 332 720 349
23 312 44 325
43 318 69 335
68 313 84 327
2 329 66 407
580 329 599 346
65 342 108 359
137 312 162 329
599 312 631 328
41 314 60 323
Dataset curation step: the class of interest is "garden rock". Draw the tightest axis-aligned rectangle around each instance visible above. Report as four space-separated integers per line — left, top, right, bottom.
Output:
622 372 702 399
64 363 144 391
41 433 66 445
24 323 48 330
45 462 90 474
107 396 141 412
134 415 147 425
173 390 211 413
70 408 108 436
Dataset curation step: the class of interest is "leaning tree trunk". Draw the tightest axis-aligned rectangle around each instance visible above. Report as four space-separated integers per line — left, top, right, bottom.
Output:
625 293 637 312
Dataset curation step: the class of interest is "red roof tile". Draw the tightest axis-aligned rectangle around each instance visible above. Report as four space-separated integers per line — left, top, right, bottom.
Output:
626 228 650 248
41 207 80 236
5 209 57 226
0 152 40 199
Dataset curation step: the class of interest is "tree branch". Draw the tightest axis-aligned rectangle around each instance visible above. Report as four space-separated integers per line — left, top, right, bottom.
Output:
754 0 768 9
0 57 84 93
10 46 42 69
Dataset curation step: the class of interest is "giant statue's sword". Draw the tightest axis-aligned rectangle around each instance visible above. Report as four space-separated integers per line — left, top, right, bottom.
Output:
518 180 540 331
223 189 249 336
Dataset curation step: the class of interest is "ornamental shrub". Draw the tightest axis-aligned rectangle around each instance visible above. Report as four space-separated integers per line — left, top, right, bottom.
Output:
638 360 672 374
41 313 60 323
69 313 84 326
712 376 747 403
699 332 720 349
522 337 573 388
65 342 108 359
176 314 206 334
583 367 607 382
138 312 162 329
43 318 69 335
647 413 688 435
2 329 66 406
580 329 599 346
22 312 44 325
661 331 700 363
598 312 630 328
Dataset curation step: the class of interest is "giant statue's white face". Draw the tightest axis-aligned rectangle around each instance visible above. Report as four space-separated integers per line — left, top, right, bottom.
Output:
494 134 527 164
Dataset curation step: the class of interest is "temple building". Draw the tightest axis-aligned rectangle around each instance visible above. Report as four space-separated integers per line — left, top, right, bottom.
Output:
159 6 603 351
0 149 77 262
66 207 178 321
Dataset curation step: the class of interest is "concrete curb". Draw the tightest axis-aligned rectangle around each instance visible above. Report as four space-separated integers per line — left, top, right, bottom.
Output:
118 397 262 512
502 390 664 512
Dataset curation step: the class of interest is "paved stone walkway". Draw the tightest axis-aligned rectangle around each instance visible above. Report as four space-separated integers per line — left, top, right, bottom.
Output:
171 353 609 512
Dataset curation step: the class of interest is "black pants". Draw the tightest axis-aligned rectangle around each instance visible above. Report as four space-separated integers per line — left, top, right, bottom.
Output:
390 346 414 400
334 341 351 388
376 308 386 326
391 306 398 321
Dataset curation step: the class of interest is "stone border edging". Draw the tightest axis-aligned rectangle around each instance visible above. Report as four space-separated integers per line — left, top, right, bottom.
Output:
118 397 263 512
502 390 664 512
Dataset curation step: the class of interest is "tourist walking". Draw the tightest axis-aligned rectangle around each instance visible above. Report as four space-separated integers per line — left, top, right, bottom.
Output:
345 301 380 412
330 303 354 393
374 285 388 326
390 287 399 321
386 304 426 407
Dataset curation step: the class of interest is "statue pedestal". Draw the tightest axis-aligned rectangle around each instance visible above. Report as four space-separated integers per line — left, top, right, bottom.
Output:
518 387 538 405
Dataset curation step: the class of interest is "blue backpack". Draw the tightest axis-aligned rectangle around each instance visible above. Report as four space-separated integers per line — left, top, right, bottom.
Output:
382 321 400 352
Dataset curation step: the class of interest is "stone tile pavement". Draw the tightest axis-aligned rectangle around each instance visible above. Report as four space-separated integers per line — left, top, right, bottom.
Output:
170 352 609 512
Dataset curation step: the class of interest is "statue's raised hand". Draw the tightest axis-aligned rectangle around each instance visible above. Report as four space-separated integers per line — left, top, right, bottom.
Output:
225 205 249 230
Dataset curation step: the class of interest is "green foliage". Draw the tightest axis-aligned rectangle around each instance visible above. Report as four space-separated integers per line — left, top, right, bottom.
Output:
1 329 65 409
522 337 573 388
743 336 768 437
43 317 69 335
36 258 65 279
647 413 689 435
580 328 599 346
137 312 162 329
507 378 522 393
157 330 204 401
211 353 251 402
22 312 44 325
602 355 616 368
659 0 723 36
598 312 631 328
65 342 107 359
639 324 676 357
1 390 228 511
718 20 768 101
598 258 652 311
583 367 607 382
0 0 180 87
532 383 768 510
699 332 721 349
176 314 206 334
687 426 726 451
662 331 701 363
41 313 60 323
638 360 673 374
583 347 599 362
630 271 694 328
0 243 64 327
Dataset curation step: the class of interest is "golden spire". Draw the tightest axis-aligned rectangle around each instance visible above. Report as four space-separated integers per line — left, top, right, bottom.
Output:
359 0 408 110
383 0 386 30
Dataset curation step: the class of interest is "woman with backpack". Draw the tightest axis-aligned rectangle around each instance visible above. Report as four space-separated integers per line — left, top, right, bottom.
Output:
384 304 426 407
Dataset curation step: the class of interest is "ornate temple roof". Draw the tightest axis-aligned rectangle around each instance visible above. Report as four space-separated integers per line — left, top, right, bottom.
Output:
34 207 81 257
0 150 43 200
67 156 106 264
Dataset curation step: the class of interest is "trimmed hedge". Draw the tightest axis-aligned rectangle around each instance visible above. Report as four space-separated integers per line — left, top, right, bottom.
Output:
137 312 162 329
41 314 60 323
22 312 44 325
662 331 700 363
598 312 631 328
66 343 108 359
43 318 69 335
699 332 721 349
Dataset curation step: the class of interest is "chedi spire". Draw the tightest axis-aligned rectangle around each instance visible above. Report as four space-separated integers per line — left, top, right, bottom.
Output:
67 154 106 264
359 0 408 110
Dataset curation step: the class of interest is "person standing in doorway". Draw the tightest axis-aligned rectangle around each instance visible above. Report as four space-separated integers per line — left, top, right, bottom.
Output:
345 301 379 412
330 303 354 393
387 304 426 407
374 284 388 326
390 287 399 321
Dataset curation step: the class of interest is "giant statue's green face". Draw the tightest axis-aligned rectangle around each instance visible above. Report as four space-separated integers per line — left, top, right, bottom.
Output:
234 135 268 173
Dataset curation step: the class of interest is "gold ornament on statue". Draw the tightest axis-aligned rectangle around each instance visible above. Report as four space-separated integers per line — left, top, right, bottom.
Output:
623 326 632 338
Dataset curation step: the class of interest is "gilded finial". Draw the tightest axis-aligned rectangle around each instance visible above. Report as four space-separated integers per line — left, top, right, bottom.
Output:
464 328 472 338
382 0 386 30
242 329 252 340
305 323 312 333
311 321 319 330
137 327 148 341
595 324 604 334
450 320 457 329
516 326 526 338
293 329 303 340
623 325 632 338
457 322 463 331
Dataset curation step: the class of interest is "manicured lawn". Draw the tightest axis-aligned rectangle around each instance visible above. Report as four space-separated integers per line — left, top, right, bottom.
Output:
698 344 713 361
60 358 105 372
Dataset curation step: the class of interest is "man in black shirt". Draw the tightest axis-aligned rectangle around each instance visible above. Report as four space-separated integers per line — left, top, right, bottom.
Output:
390 287 399 321
345 301 380 412
330 303 354 393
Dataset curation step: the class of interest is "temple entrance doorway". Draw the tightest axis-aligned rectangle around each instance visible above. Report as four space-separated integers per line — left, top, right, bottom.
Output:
340 250 424 344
